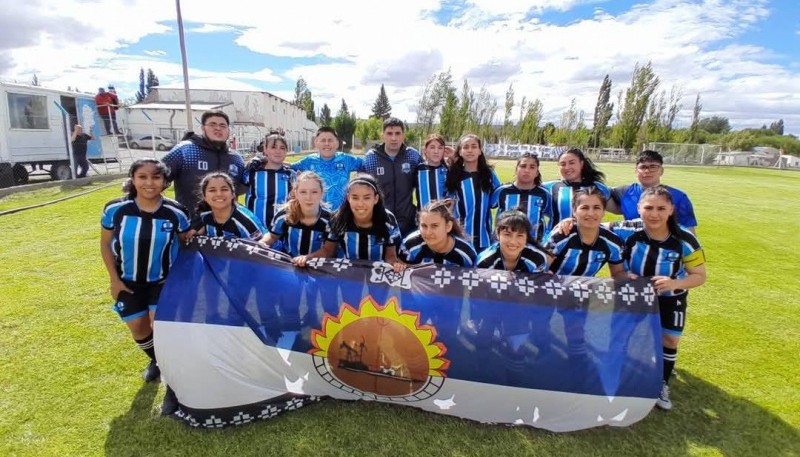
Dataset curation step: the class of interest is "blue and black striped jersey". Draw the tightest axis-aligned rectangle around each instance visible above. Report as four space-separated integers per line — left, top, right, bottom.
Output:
326 211 402 261
611 220 706 296
243 165 294 229
398 231 477 267
545 226 624 277
449 170 501 251
543 180 610 227
476 243 549 273
415 163 448 209
101 197 191 284
491 183 552 241
198 205 266 240
270 208 332 257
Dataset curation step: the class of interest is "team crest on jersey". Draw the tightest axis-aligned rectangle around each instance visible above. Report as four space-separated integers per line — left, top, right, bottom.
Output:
666 251 680 261
376 167 385 176
198 160 209 171
593 253 607 262
229 164 239 175
401 163 411 173
336 163 345 171
161 221 174 232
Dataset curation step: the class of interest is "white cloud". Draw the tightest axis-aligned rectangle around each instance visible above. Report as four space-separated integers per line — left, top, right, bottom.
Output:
187 24 237 34
144 50 167 56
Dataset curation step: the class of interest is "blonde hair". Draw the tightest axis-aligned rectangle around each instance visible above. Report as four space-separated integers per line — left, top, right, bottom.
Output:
281 171 325 225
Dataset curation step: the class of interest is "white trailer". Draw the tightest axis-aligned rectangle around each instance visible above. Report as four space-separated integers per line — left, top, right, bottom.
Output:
0 82 108 187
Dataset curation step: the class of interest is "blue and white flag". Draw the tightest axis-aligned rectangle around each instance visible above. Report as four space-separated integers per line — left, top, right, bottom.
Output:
155 237 662 431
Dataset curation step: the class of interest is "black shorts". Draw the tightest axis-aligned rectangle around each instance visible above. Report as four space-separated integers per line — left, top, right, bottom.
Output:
112 281 164 322
658 293 688 336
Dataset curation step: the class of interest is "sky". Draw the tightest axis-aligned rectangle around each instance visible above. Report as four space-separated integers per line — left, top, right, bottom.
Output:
1 0 798 134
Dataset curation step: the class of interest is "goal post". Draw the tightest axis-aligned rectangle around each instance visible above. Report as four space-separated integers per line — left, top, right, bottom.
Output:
646 142 722 165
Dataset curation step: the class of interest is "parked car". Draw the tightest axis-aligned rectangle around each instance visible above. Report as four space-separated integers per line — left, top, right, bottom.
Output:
129 135 176 151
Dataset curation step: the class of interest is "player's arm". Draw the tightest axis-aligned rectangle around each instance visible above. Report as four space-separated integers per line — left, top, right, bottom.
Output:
100 228 132 299
260 232 277 246
293 240 338 267
606 186 623 215
384 245 406 272
652 263 706 294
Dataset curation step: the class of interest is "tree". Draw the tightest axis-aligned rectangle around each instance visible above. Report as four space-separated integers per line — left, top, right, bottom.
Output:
591 75 613 148
135 68 146 103
31 74 40 86
355 117 383 148
439 87 459 140
689 94 702 142
146 69 159 94
516 98 543 144
319 103 332 127
415 70 454 136
371 84 392 120
294 77 308 107
769 119 785 135
697 116 730 134
615 62 660 151
455 79 475 138
333 99 357 151
502 83 515 142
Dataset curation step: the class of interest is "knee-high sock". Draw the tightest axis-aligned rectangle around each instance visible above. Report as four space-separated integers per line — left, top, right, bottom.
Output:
135 333 156 361
663 346 677 384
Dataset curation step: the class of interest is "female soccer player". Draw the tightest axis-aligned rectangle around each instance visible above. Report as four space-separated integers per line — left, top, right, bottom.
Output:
476 209 549 273
399 199 477 267
611 185 706 411
415 134 449 210
445 134 501 252
243 130 295 230
295 174 403 270
492 152 552 242
544 148 609 229
195 172 266 241
262 171 331 261
100 158 191 383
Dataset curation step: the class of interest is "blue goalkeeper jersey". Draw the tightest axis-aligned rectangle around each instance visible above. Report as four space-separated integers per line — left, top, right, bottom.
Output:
291 152 363 210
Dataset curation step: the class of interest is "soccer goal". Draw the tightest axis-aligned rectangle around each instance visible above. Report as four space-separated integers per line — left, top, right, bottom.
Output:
646 142 722 165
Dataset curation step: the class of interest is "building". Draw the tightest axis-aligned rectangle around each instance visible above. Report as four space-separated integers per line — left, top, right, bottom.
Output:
125 87 318 153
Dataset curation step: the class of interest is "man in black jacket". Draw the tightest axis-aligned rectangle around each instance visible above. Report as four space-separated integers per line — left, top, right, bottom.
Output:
361 118 422 237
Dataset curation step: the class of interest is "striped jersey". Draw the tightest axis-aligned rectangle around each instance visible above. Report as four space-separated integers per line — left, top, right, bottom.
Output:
270 208 332 257
326 211 402 261
449 170 501 251
476 243 549 273
101 196 191 284
415 163 448 209
491 183 552 241
398 231 477 267
611 220 706 296
243 165 294 229
545 226 624 277
198 205 266 240
543 180 610 227
291 152 363 210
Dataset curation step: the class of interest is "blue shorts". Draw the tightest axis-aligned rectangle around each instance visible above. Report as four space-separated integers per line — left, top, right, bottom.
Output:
112 281 164 321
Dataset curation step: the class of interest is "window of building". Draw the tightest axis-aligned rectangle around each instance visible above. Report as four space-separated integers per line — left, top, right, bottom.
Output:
8 93 49 129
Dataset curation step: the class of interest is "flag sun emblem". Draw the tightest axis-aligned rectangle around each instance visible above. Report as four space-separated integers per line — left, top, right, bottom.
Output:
309 296 449 401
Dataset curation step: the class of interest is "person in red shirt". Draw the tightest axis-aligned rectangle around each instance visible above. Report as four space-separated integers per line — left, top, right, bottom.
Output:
95 87 120 135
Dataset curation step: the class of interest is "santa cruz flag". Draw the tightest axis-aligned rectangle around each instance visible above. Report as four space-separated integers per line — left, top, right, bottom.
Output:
154 237 662 432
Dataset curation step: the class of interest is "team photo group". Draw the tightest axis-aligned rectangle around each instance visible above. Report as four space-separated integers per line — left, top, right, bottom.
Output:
100 109 706 417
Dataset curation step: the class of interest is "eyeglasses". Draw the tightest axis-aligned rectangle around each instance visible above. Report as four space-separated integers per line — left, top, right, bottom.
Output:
636 164 662 172
204 122 229 129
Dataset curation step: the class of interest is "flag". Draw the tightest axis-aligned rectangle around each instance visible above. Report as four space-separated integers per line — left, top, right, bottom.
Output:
155 237 662 431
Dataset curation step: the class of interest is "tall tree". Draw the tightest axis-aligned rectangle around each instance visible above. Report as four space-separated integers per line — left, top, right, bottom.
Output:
615 61 660 151
319 103 332 127
689 94 702 142
697 116 730 134
455 79 475 138
769 119 785 135
294 77 308 107
301 89 315 122
371 84 392 120
145 68 159 94
517 98 543 144
333 99 357 151
591 75 613 148
135 68 146 103
502 83 515 142
415 70 454 136
439 87 459 141
31 74 40 86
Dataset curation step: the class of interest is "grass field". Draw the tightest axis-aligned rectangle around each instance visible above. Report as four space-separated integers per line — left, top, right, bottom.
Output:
1 161 799 456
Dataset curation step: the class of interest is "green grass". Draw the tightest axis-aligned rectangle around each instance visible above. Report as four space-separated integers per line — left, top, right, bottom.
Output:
1 162 799 456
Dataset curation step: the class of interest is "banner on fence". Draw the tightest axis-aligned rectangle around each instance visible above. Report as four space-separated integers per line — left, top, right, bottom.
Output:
154 237 662 432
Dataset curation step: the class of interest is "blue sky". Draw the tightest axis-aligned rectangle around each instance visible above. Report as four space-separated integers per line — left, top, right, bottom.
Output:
2 0 798 133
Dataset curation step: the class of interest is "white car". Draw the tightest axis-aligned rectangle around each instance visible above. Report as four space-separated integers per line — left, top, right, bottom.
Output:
129 135 176 151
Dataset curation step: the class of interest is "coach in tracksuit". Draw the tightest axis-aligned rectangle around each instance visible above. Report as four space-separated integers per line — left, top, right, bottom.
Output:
162 110 245 216
361 118 422 237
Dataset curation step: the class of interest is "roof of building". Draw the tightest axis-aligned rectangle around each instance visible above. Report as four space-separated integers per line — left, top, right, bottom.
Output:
127 101 230 111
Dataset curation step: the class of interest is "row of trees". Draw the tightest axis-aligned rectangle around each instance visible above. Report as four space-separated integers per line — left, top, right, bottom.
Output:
134 68 160 103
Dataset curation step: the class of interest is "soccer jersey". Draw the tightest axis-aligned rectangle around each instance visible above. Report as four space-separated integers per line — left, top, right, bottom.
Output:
611 183 698 228
614 221 706 296
270 208 332 257
291 152 363 211
544 180 610 226
243 165 294 229
198 205 266 240
476 243 549 273
101 196 191 284
491 183 552 241
398 231 477 267
545 226 624 277
326 211 402 261
449 170 501 251
415 163 448 209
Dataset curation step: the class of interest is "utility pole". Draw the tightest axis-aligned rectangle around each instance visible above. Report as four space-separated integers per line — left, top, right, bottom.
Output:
176 0 193 133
